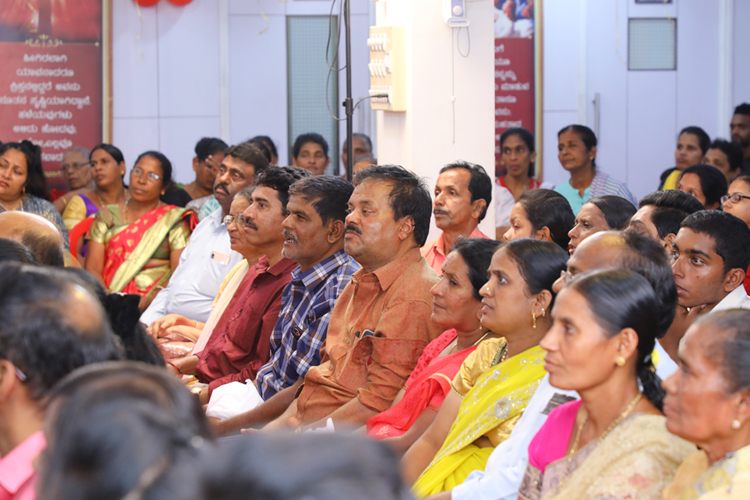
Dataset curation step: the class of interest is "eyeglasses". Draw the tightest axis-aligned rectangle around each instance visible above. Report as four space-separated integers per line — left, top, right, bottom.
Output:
223 213 249 226
61 161 89 173
560 269 572 282
131 168 161 182
15 366 26 382
721 193 750 205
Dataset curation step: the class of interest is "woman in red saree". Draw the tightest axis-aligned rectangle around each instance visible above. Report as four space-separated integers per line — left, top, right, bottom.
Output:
85 151 197 300
367 238 502 453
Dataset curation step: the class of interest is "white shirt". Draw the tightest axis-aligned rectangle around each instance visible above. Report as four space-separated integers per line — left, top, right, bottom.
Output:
140 208 243 325
712 284 750 312
654 341 678 380
452 375 577 500
494 178 554 228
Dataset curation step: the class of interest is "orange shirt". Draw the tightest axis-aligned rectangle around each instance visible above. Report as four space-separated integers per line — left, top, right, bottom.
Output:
292 247 443 425
421 226 490 273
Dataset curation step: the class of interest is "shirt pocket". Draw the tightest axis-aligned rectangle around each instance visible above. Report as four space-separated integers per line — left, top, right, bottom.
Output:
371 338 427 368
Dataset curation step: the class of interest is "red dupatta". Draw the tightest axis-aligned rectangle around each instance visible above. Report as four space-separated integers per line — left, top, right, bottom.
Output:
103 204 197 295
367 329 478 439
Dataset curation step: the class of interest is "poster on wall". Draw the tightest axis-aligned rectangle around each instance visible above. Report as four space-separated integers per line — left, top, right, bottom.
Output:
493 0 543 178
0 0 111 191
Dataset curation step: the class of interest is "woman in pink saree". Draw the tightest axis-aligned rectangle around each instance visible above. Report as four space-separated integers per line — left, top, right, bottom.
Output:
518 270 694 500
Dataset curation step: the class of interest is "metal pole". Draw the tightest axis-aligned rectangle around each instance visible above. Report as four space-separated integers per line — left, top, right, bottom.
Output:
344 0 354 182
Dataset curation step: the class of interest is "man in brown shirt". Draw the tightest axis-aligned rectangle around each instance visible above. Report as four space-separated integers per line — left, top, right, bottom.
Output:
217 165 442 433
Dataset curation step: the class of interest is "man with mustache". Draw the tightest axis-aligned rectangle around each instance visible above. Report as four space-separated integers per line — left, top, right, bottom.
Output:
226 166 443 432
422 161 492 273
210 175 359 432
165 167 309 404
142 142 269 327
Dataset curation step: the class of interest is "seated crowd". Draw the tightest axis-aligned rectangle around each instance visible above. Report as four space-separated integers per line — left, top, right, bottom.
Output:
2 104 750 500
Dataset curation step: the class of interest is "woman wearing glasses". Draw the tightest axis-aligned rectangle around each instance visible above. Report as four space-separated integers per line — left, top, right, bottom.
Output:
84 151 197 300
154 187 263 360
722 174 750 295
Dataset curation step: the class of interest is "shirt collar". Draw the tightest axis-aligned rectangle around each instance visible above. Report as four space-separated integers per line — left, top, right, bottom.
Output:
0 430 46 494
292 249 353 289
432 232 446 258
255 255 298 277
714 285 750 312
209 207 226 224
428 227 486 258
353 247 423 292
499 176 539 190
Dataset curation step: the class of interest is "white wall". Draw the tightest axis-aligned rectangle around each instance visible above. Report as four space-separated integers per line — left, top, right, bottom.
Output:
734 0 750 106
111 0 749 204
542 0 748 201
375 0 496 241
111 0 372 182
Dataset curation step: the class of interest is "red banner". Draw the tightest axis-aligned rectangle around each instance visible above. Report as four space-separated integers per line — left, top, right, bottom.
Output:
0 0 108 190
494 0 537 177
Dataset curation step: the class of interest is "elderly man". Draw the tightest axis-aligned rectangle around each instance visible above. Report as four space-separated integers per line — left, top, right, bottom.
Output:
0 263 122 500
228 165 442 432
52 147 93 212
341 133 373 171
422 161 493 273
0 211 65 267
142 142 270 326
210 175 359 432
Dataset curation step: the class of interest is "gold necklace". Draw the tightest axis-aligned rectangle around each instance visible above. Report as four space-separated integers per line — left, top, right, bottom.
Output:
449 331 491 355
123 198 160 223
561 391 643 484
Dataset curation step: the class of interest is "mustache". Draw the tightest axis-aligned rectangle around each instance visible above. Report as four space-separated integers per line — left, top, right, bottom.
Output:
214 183 229 195
433 208 450 216
345 224 362 235
282 229 297 242
244 219 258 230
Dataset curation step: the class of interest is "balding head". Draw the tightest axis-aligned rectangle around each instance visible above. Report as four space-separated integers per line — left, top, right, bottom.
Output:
554 230 677 337
0 212 64 266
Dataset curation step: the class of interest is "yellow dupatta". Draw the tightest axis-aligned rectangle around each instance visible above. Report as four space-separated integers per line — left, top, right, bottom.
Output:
662 445 750 500
413 344 546 497
106 206 193 294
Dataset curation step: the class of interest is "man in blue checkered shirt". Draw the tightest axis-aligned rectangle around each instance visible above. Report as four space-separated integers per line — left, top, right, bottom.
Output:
211 175 358 433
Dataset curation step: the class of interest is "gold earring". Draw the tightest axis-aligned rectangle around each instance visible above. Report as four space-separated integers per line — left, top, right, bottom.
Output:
733 419 742 430
532 311 537 330
541 308 546 317
615 356 626 367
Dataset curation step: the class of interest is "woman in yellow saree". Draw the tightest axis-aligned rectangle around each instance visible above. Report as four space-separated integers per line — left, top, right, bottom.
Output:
85 151 196 298
402 239 569 497
661 310 750 500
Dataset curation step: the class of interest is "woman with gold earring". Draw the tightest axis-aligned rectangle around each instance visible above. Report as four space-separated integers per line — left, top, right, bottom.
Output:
661 309 750 499
402 239 568 496
518 270 694 500
367 238 502 448
85 151 197 304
